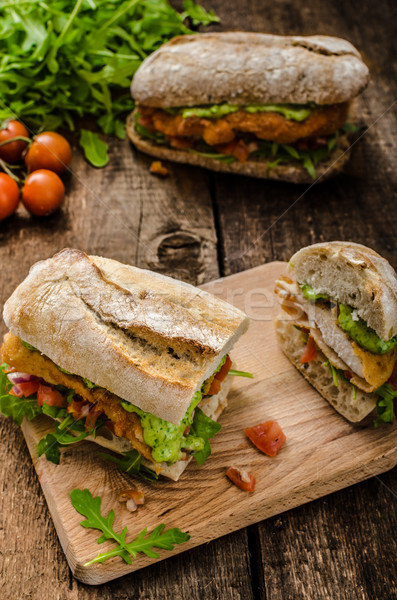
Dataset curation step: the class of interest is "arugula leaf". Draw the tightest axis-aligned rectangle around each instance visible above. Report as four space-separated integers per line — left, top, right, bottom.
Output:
0 364 42 426
99 449 159 481
189 408 221 466
374 384 397 427
79 130 109 168
228 369 254 378
182 0 220 26
0 0 218 166
70 488 190 565
37 413 106 464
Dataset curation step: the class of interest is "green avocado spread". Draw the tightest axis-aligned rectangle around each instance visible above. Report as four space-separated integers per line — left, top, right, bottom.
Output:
120 356 227 464
338 304 397 355
299 285 397 355
179 103 313 122
121 391 204 463
300 283 329 302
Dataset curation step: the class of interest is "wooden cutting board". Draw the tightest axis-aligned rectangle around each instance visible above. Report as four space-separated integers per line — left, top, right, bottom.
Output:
21 261 397 585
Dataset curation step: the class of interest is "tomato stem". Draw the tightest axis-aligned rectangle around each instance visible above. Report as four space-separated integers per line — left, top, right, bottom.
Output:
0 136 32 147
0 158 23 184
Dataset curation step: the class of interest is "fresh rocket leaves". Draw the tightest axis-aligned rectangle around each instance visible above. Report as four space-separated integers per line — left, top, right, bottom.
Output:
374 384 397 427
0 364 42 425
38 413 106 465
190 408 221 466
0 0 218 165
99 449 159 482
182 0 220 26
79 130 109 168
70 488 190 565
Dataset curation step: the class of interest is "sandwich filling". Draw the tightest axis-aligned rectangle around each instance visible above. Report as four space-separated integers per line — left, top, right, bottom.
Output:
275 276 397 420
0 333 233 471
135 101 351 178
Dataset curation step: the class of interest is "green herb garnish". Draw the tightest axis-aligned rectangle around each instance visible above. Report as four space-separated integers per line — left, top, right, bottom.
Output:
70 488 190 565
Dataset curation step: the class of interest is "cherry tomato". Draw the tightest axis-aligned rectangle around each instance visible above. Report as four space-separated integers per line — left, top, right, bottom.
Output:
0 173 20 221
22 169 64 216
300 335 317 363
226 465 256 492
25 131 72 174
37 384 66 407
0 120 30 163
245 420 286 457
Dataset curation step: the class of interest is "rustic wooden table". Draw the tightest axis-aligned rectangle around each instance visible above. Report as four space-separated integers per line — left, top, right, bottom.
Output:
1 1 396 598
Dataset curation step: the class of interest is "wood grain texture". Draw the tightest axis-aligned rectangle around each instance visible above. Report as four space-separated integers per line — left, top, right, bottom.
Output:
0 0 396 598
10 262 397 586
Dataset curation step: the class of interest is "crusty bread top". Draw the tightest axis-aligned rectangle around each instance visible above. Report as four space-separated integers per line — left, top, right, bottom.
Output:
3 249 249 424
288 241 397 340
131 32 369 107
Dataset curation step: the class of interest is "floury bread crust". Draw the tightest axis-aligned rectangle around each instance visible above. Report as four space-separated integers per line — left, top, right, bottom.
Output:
275 317 377 422
3 249 249 425
131 33 369 107
288 242 397 340
126 111 351 184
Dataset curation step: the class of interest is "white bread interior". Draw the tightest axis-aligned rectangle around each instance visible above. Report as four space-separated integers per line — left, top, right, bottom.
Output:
3 249 249 425
275 315 377 422
288 241 397 340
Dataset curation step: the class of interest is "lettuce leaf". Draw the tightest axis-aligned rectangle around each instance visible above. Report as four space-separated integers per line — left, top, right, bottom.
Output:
190 408 221 466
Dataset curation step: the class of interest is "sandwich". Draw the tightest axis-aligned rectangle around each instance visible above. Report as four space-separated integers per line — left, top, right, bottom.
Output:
0 249 250 481
127 32 369 183
274 242 397 424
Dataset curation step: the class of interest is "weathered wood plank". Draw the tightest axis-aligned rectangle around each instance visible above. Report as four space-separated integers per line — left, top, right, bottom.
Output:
0 135 254 599
207 0 397 599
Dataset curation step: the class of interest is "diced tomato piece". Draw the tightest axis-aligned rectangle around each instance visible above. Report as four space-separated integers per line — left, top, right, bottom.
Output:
226 465 256 492
85 407 102 431
208 378 221 396
215 355 232 383
37 384 66 407
245 420 286 457
300 336 317 363
16 380 40 398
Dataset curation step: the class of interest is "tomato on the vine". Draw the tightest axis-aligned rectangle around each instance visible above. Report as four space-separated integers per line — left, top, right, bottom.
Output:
0 173 20 221
24 132 72 174
0 120 30 164
22 170 64 216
